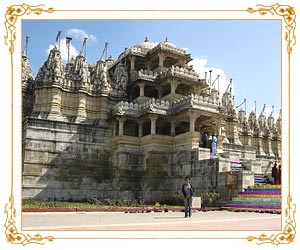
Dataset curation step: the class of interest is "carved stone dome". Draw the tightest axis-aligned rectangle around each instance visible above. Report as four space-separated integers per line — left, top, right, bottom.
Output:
132 37 157 52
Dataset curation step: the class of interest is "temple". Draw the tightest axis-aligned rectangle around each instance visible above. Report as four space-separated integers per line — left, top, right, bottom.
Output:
22 37 281 205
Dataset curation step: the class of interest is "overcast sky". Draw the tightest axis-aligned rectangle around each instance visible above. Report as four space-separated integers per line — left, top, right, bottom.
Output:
22 20 280 118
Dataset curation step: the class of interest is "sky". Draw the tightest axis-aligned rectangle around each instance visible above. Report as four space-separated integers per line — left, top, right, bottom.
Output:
22 20 281 118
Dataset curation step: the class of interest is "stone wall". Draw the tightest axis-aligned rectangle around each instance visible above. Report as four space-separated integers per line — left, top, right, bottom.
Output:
22 118 267 204
22 118 113 200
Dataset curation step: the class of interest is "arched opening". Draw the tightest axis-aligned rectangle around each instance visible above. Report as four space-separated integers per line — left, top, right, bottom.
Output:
175 121 190 135
115 122 119 136
142 119 151 136
124 120 139 137
130 85 140 101
161 83 171 98
156 117 171 136
175 83 193 96
145 85 158 99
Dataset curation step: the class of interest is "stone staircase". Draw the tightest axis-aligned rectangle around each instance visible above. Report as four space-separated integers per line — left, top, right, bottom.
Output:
224 185 281 213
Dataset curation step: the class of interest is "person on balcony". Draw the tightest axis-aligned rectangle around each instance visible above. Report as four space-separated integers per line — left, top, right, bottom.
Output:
200 132 208 148
211 134 218 155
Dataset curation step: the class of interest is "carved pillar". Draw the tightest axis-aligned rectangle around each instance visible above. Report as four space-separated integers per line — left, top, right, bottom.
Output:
158 88 162 99
32 88 42 113
51 88 61 114
254 131 265 156
171 121 176 136
273 138 281 158
265 136 274 156
117 117 126 136
48 88 63 120
258 137 266 155
113 120 117 136
215 119 226 153
188 111 197 132
242 130 252 146
138 82 145 97
129 55 136 70
149 114 158 135
76 92 87 122
170 81 179 95
247 132 252 146
158 53 166 68
138 120 143 137
227 113 242 145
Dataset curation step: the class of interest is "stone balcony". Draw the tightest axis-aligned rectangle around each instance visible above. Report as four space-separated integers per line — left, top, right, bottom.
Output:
130 69 159 83
112 98 170 117
160 66 202 83
171 94 224 115
112 94 225 118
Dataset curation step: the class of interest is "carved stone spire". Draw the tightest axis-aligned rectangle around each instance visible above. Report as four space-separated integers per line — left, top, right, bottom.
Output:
258 105 268 131
35 46 65 86
267 108 275 131
22 53 34 86
237 108 247 125
92 58 111 94
22 53 35 118
221 90 234 113
74 52 90 87
276 109 281 133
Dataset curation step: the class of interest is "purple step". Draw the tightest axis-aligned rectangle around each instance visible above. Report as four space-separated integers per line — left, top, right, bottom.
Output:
226 204 281 209
244 188 281 192
239 191 281 195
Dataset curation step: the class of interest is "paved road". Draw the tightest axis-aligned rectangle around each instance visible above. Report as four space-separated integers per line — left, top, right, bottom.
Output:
22 210 281 231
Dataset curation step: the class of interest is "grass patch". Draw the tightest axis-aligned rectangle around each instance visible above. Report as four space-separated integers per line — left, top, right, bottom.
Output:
22 198 183 209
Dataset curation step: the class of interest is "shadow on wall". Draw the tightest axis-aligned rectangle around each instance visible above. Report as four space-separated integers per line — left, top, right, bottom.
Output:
22 118 173 202
22 117 222 204
22 118 116 201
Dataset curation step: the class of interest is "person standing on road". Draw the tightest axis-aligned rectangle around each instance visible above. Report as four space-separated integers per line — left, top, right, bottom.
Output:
182 175 194 218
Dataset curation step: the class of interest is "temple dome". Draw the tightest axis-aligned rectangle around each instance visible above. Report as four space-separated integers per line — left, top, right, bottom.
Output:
131 37 157 52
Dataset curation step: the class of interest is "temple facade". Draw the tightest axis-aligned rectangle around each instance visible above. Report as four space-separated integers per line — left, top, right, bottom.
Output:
22 37 281 204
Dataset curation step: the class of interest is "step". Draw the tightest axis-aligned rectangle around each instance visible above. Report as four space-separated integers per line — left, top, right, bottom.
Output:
225 207 281 213
235 194 281 198
228 201 280 206
248 184 281 189
224 185 281 213
225 204 281 209
230 161 246 171
239 191 281 195
232 197 280 202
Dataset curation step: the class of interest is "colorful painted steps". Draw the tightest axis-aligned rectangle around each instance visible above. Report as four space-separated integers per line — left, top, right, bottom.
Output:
254 175 269 185
230 161 246 171
224 185 281 213
240 191 281 195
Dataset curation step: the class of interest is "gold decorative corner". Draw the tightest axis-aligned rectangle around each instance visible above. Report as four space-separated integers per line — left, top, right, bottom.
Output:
247 3 296 245
4 3 54 54
4 3 54 245
4 195 54 245
247 3 296 54
247 195 296 245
